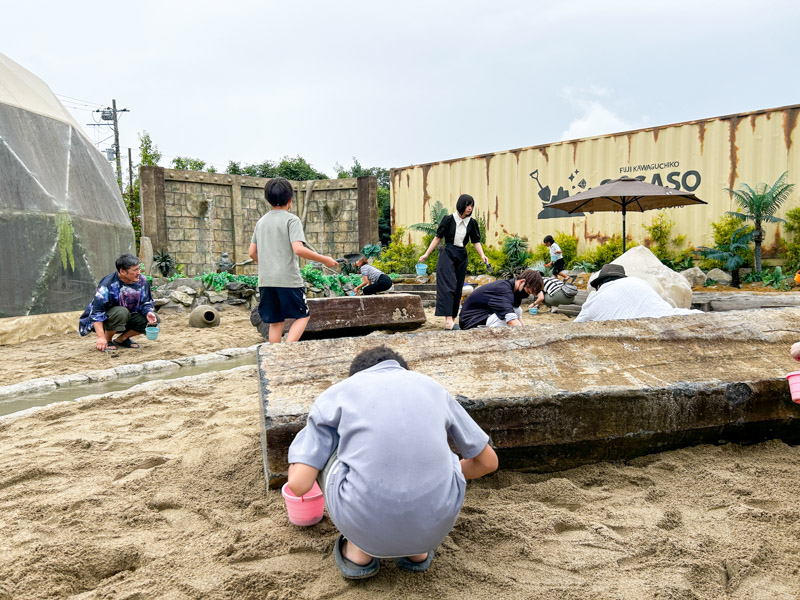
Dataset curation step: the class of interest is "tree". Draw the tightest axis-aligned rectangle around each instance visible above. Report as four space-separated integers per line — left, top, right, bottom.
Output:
725 171 795 272
171 156 211 172
224 155 327 180
125 131 163 252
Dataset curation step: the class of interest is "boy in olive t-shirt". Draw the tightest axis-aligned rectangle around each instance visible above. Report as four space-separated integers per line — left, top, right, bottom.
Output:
248 177 338 343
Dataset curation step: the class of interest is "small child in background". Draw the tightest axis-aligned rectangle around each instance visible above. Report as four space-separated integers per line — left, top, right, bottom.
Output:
353 255 393 295
543 235 568 281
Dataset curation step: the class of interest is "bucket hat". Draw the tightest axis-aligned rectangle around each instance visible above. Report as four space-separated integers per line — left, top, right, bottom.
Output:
590 264 627 289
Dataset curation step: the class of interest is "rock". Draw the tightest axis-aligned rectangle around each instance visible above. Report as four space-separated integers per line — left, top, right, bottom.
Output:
158 301 186 313
206 290 228 303
174 285 197 296
588 246 693 308
150 277 169 288
226 298 248 306
169 290 194 306
255 307 800 488
706 268 733 285
239 289 256 298
162 278 204 292
250 293 427 340
680 267 707 288
466 274 496 286
153 298 169 307
225 281 245 291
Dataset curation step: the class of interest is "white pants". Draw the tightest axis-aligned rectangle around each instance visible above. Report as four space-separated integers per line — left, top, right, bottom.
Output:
485 306 522 328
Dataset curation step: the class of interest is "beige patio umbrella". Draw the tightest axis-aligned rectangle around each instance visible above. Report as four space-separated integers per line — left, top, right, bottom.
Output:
546 176 707 251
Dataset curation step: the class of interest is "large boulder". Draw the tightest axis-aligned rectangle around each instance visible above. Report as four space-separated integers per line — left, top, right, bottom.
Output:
706 268 733 286
680 266 707 288
588 246 693 308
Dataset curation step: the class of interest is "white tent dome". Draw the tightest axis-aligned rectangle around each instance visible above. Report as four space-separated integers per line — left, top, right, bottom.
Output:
0 53 134 317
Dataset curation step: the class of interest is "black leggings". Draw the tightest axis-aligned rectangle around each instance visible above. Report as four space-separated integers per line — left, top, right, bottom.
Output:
363 274 392 295
435 244 468 317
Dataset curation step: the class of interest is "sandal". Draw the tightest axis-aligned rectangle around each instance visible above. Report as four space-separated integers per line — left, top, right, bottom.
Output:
113 338 140 349
396 549 435 572
333 535 380 579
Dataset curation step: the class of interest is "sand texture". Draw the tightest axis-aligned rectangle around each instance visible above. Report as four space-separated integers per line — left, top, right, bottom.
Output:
1 304 798 599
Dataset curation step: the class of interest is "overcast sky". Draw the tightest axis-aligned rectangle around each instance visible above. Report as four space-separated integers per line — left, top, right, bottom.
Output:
4 0 799 178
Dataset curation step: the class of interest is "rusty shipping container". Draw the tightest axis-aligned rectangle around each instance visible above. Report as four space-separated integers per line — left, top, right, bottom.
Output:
390 105 800 255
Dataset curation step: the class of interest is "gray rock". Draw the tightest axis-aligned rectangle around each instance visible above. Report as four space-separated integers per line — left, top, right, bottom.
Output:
158 301 186 313
150 277 169 288
240 289 256 298
680 267 707 288
163 278 204 292
706 268 732 285
206 290 228 303
226 298 248 305
174 285 198 296
225 281 245 291
154 298 169 307
169 290 194 306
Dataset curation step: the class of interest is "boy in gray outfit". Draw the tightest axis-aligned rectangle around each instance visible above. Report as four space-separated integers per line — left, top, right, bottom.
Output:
286 346 498 579
248 177 338 343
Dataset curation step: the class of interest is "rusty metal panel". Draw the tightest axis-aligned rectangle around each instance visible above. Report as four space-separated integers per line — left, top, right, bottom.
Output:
391 105 800 255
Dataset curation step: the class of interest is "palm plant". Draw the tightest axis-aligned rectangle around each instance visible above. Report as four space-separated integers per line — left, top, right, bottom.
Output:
409 200 448 236
697 227 754 288
500 235 532 277
725 171 795 272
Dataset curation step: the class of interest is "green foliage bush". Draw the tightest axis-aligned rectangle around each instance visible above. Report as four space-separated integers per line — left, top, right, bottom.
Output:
780 206 800 272
299 265 361 296
642 212 687 262
498 235 533 277
700 215 754 270
573 234 636 269
467 244 505 275
373 227 419 274
195 271 258 292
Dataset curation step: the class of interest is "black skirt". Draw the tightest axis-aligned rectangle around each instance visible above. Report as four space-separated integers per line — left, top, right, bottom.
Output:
435 244 468 317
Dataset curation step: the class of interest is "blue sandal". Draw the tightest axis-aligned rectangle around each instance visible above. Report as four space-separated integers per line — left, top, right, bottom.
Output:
333 535 380 579
396 549 435 572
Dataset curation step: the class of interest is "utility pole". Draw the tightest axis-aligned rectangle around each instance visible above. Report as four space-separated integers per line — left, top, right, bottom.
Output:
112 99 123 192
89 100 129 192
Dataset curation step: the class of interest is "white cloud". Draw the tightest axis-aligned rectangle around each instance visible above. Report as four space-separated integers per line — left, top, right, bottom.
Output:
559 85 638 141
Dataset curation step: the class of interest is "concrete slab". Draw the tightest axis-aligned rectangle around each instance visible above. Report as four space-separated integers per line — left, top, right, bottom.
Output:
256 308 800 488
250 293 426 339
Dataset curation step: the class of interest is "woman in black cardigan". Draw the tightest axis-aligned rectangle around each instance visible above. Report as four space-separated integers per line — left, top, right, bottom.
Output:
418 194 489 330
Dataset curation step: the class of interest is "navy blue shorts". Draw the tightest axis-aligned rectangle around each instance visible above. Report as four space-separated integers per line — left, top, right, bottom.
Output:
258 287 310 323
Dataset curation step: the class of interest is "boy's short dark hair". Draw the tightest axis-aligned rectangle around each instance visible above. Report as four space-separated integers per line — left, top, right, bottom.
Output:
543 235 555 245
264 177 294 207
116 254 139 272
455 194 475 216
349 346 408 376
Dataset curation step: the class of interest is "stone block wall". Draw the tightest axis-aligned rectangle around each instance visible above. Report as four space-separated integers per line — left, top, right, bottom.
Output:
140 167 378 277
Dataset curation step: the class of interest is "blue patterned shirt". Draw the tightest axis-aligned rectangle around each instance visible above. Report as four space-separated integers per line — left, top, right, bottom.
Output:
78 272 155 336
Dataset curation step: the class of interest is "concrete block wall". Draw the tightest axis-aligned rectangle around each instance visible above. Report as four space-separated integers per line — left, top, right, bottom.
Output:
140 167 378 276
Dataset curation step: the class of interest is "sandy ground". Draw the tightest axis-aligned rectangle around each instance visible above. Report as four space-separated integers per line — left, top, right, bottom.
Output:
0 305 572 388
1 299 799 599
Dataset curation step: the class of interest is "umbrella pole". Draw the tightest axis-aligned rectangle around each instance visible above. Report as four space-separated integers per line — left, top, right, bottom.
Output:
622 206 627 253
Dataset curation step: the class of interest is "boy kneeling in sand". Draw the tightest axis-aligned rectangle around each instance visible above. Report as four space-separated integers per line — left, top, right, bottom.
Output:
286 346 498 579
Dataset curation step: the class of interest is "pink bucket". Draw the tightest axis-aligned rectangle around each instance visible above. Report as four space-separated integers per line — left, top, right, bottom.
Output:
786 371 800 404
281 481 324 526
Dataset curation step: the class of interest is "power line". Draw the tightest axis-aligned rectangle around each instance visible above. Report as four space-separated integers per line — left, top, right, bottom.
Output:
55 93 104 108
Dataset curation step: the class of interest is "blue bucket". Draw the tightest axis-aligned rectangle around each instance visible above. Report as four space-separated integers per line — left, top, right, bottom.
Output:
415 263 428 276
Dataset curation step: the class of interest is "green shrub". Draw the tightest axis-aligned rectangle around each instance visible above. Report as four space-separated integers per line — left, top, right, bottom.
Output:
700 215 754 270
466 244 505 275
372 227 419 274
195 271 259 291
498 235 533 277
573 234 636 269
643 212 686 262
781 206 800 272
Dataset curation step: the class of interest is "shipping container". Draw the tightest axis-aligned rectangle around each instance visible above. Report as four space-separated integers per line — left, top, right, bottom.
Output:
390 105 800 257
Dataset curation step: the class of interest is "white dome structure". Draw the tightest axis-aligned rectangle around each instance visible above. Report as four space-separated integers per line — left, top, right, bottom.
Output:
0 53 134 316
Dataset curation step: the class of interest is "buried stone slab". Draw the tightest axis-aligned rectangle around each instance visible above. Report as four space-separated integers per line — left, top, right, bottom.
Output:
257 307 800 489
250 293 426 340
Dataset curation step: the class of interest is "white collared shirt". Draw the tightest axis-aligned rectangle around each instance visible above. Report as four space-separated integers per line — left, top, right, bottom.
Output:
453 212 471 247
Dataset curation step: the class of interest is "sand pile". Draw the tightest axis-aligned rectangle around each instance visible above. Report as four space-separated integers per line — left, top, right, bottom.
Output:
1 362 799 599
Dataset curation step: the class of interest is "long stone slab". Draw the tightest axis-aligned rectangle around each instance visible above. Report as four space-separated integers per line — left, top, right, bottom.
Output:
691 291 800 312
256 308 800 488
250 293 426 339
